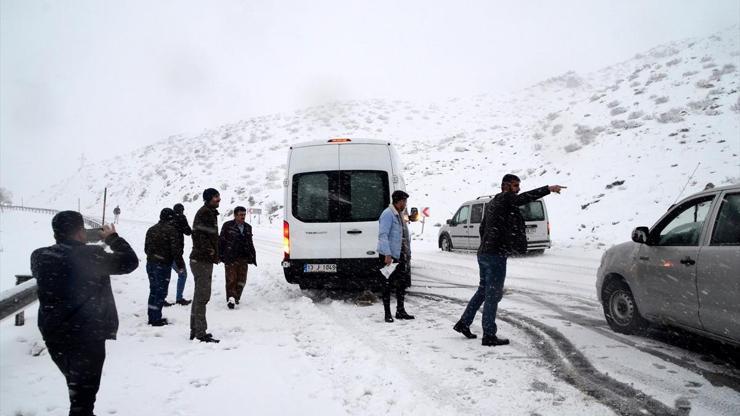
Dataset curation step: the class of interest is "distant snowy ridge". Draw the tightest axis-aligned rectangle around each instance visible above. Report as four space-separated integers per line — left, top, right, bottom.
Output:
38 26 740 247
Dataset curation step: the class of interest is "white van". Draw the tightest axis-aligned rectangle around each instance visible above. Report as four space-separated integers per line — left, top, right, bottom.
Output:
282 138 408 288
438 196 551 254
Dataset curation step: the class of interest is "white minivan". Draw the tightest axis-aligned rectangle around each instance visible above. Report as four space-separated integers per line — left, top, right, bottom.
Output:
438 196 551 253
282 138 408 288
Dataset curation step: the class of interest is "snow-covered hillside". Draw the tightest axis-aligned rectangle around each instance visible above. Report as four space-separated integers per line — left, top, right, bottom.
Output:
38 27 740 246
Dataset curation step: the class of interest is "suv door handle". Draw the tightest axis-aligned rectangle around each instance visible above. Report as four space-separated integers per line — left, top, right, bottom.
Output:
346 230 362 235
680 256 696 266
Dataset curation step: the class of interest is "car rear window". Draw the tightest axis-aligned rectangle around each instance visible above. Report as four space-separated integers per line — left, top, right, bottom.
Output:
520 201 545 221
292 170 389 223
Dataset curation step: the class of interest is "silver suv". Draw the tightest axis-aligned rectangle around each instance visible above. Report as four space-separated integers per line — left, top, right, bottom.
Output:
596 184 740 346
439 196 551 253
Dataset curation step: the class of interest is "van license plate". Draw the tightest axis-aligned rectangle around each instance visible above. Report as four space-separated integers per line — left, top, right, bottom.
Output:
526 227 537 234
304 264 337 273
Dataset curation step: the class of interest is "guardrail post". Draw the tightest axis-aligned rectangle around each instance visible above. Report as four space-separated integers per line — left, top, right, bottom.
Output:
15 275 33 326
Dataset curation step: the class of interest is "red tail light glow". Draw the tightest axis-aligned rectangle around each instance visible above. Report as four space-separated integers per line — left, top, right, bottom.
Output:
283 220 290 260
547 222 551 235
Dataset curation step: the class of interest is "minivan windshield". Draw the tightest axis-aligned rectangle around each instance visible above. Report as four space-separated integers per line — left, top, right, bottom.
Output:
293 170 390 222
519 201 545 221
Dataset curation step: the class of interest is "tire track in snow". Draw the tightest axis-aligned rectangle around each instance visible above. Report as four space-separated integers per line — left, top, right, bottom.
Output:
407 292 684 416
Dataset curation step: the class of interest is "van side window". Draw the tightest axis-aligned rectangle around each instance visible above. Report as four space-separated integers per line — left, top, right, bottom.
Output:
519 201 545 221
454 205 471 225
710 193 740 246
652 196 714 246
470 204 484 224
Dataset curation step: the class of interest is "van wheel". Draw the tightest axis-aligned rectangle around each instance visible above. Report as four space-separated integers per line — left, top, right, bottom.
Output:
529 249 545 256
440 235 453 252
602 279 647 334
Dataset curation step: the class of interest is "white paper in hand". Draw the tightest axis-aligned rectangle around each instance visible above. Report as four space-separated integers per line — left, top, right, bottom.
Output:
380 263 398 279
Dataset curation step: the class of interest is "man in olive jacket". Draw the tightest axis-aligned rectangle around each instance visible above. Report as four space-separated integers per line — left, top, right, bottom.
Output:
189 188 221 343
219 206 257 309
32 211 138 416
454 174 564 346
144 208 185 325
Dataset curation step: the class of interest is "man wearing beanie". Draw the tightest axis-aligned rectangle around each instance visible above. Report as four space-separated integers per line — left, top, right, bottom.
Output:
31 211 138 416
377 190 415 323
189 188 221 343
144 208 184 326
168 203 193 306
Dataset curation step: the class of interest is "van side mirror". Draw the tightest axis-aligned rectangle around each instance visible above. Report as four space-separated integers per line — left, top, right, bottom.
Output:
446 219 454 226
409 207 420 222
631 226 649 244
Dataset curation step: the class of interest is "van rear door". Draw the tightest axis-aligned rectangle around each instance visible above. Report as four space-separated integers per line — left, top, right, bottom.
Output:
289 145 341 260
520 201 548 247
338 144 392 259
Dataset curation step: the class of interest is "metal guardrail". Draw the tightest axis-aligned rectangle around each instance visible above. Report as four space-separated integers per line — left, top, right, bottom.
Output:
0 205 101 325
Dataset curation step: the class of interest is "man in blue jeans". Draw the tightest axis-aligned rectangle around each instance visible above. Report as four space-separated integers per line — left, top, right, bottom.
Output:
454 175 564 346
165 203 192 306
144 208 185 326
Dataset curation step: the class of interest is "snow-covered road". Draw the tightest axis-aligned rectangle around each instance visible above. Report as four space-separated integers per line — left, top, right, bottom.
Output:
1 211 739 415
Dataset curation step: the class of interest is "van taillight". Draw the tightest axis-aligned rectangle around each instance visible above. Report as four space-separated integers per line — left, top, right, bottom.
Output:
283 221 290 260
547 222 551 235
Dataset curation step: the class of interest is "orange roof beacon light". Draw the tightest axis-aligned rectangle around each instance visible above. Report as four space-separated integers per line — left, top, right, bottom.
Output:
328 138 352 143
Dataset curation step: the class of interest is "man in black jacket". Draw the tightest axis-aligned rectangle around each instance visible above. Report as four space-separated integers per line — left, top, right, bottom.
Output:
219 206 257 309
167 203 192 306
31 211 138 416
189 188 221 343
454 174 564 346
144 208 185 325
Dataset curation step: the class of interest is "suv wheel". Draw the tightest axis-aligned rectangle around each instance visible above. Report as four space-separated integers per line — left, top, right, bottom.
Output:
440 235 453 252
602 279 647 334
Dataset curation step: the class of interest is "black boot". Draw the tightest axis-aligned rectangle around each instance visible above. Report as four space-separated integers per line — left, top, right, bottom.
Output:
453 321 477 339
395 290 415 320
383 283 394 323
481 335 510 346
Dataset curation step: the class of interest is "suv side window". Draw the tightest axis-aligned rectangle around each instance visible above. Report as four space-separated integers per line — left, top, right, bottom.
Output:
652 196 714 246
710 193 740 246
470 204 484 224
453 205 471 225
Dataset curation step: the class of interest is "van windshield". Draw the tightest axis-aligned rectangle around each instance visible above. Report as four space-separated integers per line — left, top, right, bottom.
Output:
293 170 390 222
519 201 545 221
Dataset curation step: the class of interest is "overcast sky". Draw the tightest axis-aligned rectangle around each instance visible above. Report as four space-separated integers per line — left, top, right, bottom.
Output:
1 0 739 197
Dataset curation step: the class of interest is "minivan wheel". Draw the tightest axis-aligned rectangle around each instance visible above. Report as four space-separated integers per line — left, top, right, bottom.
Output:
440 235 452 252
602 279 647 334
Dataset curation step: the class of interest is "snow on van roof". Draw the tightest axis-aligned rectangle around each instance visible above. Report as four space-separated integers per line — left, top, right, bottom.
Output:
290 138 391 148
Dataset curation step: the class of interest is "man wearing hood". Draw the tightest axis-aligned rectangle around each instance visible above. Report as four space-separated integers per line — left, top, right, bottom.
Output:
144 208 184 326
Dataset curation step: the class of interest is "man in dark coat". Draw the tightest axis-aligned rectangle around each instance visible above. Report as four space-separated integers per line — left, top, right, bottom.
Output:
189 188 221 343
454 174 564 346
144 208 185 326
31 211 138 416
219 206 257 309
167 203 192 306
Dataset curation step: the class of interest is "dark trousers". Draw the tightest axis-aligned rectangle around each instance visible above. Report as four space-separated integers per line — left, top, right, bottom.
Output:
171 261 187 301
46 340 106 416
190 259 213 338
224 258 249 302
460 254 508 337
380 254 410 312
146 261 171 323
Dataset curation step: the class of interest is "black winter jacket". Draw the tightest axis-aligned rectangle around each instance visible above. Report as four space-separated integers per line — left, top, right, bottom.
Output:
31 234 139 344
219 220 257 265
145 220 185 269
478 186 550 256
173 212 192 246
190 205 219 263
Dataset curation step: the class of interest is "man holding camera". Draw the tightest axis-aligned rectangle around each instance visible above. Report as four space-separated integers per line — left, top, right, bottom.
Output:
31 211 139 416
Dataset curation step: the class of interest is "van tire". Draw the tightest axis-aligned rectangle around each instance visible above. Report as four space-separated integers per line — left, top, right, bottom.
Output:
529 249 545 256
440 234 453 252
602 279 648 334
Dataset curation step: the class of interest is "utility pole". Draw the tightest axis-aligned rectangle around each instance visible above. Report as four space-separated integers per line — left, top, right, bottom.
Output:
102 188 107 224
